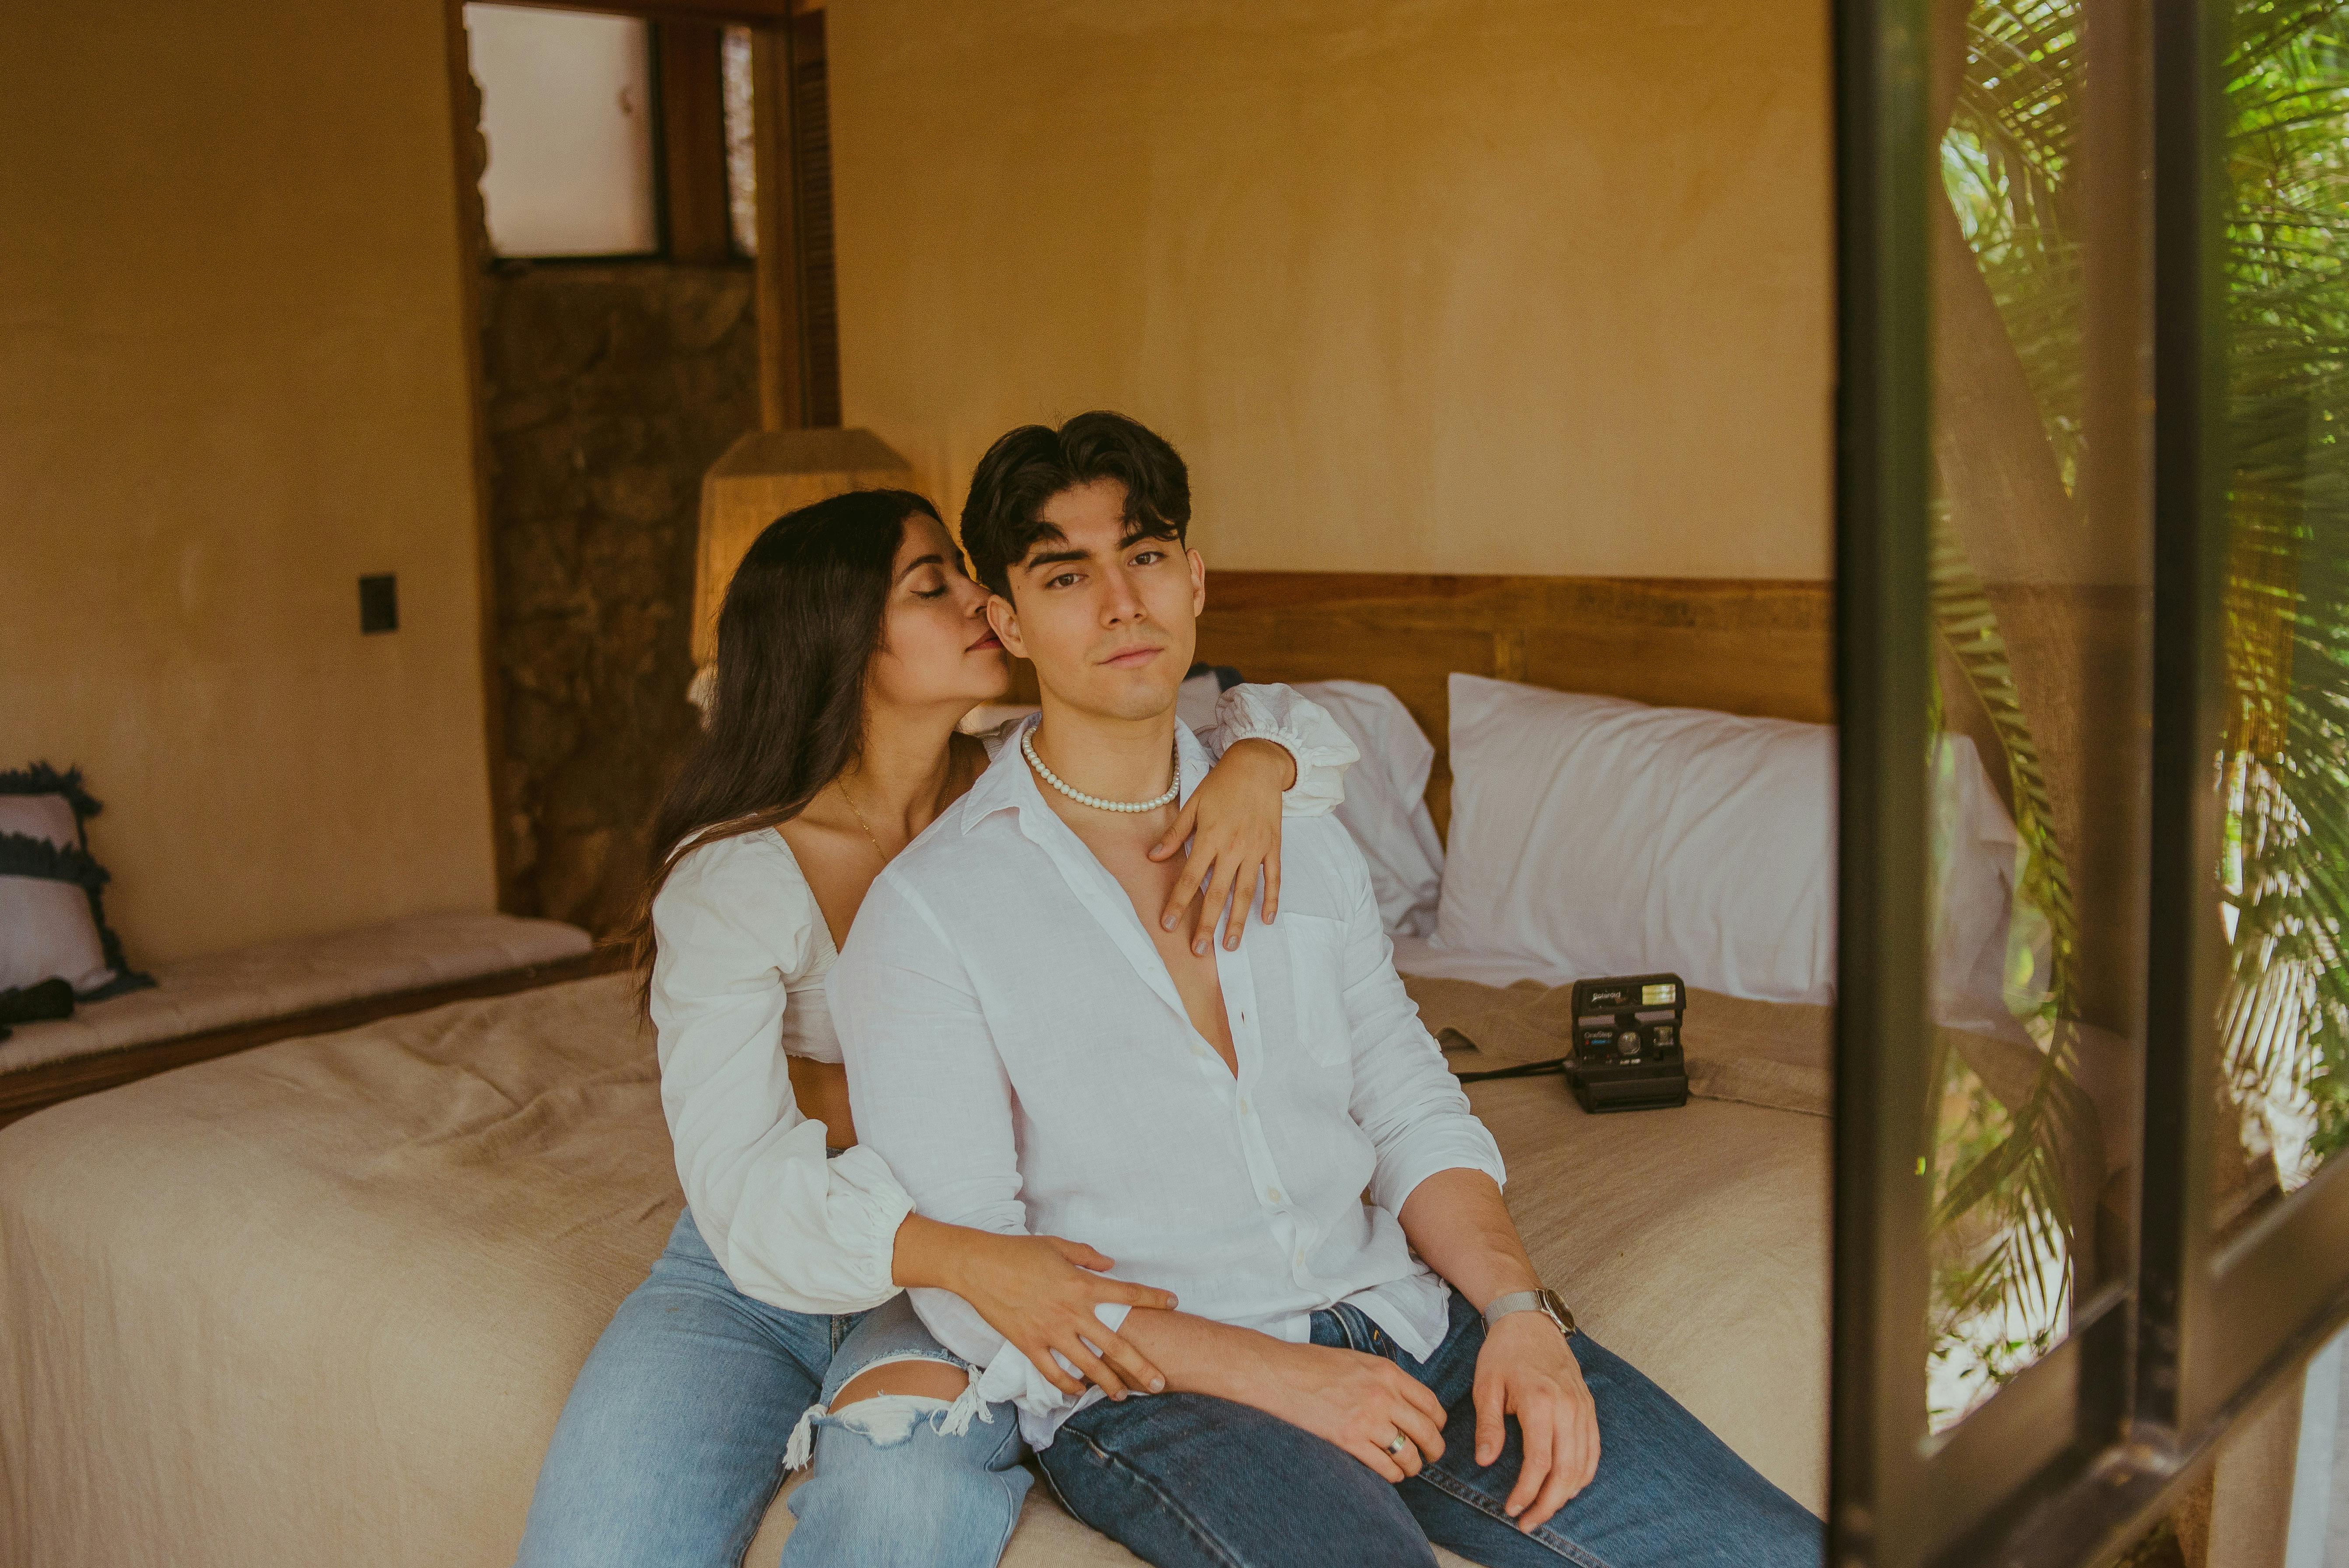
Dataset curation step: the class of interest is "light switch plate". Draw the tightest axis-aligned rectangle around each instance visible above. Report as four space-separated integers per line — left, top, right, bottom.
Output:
359 574 398 634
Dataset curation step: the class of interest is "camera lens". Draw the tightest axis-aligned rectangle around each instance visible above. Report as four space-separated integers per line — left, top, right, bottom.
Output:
1615 1024 1643 1059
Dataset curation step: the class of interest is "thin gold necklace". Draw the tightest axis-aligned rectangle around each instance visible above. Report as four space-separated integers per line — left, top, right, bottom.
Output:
833 777 892 866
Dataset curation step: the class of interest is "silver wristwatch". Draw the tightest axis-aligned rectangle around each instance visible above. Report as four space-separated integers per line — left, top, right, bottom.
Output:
1483 1287 1577 1340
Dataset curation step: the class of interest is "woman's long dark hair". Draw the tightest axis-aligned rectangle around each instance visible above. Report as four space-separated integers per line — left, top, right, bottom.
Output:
628 488 942 1006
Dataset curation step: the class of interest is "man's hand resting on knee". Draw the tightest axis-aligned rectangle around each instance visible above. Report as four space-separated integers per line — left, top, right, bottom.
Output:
1245 1338 1449 1483
1110 1166 1601 1528
1403 1166 1601 1533
1472 1305 1597 1530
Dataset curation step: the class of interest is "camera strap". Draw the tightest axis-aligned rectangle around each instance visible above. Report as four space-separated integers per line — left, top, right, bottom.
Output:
1453 1055 1571 1084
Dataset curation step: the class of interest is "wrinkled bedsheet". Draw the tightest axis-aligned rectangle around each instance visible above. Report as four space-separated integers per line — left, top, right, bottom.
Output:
0 971 1827 1567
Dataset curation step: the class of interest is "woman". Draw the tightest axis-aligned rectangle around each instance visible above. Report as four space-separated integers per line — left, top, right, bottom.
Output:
514 488 1356 1568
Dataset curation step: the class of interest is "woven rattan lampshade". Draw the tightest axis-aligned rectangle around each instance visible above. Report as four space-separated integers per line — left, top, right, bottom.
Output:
692 427 919 670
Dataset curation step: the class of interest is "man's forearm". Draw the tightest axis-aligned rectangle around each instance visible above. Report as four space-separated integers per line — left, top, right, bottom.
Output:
1397 1167 1543 1311
1114 1170 1542 1401
1119 1303 1459 1480
1115 1171 1542 1406
1114 1307 1292 1404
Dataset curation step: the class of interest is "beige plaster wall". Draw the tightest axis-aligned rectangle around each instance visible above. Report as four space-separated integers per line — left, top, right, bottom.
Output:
828 0 1832 579
0 0 498 964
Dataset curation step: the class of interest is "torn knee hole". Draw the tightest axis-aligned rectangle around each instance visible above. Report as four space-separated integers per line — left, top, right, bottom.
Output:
782 1354 989 1470
832 1352 971 1409
826 1393 957 1446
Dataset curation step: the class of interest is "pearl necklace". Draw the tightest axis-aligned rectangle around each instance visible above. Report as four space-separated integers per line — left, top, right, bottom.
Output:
1022 729 1180 814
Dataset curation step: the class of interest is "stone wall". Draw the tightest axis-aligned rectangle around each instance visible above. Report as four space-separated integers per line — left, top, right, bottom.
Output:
479 262 759 936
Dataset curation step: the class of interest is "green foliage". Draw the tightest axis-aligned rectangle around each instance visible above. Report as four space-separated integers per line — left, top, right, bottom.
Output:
1942 0 2087 489
2215 1 2349 1177
1926 0 2094 1427
1925 0 2349 1424
1926 520 2095 1429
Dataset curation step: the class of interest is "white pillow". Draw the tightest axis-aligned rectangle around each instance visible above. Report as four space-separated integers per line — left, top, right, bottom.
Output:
0 793 117 995
1292 681 1444 936
1434 674 2027 1014
1438 674 1836 1002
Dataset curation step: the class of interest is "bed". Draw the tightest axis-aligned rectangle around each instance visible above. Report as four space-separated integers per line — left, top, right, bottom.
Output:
0 570 1842 1568
0 970 1828 1568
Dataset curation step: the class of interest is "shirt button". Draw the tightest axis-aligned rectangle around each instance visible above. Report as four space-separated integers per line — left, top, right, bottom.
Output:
1266 1187 1282 1203
1239 1098 1252 1114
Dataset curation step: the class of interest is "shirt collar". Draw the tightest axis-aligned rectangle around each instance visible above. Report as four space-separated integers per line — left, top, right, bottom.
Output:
959 711 1211 836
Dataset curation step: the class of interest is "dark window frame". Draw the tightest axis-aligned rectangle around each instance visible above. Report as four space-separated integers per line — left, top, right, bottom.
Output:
1828 1 2349 1563
655 18 735 266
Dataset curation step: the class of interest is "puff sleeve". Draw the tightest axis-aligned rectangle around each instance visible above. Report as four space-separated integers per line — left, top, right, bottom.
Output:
650 833 913 1314
1192 682 1359 816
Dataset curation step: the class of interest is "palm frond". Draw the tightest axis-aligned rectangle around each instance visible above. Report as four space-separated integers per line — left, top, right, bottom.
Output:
1923 0 2349 1426
1923 511 2097 1424
2213 0 2349 1185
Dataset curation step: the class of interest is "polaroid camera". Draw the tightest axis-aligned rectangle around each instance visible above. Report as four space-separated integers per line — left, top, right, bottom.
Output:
1563 974 1690 1113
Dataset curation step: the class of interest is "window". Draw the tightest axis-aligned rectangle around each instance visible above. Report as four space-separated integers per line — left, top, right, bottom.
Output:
465 3 659 259
723 27 758 258
1832 0 2349 1560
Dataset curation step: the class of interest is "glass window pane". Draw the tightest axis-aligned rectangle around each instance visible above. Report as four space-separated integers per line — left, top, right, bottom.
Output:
1923 0 2150 1432
724 26 758 258
466 3 658 259
2211 0 2349 1238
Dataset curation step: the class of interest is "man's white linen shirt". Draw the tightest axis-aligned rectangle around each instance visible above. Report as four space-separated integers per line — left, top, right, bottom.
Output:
830 717 1506 1448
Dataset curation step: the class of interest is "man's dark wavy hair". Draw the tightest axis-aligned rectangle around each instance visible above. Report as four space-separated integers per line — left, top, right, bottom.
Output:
960 411 1191 598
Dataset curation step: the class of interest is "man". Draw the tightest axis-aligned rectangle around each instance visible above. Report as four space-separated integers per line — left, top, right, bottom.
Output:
831 411 1820 1567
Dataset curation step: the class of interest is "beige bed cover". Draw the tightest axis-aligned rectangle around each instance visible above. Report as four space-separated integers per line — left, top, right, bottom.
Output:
0 971 1828 1567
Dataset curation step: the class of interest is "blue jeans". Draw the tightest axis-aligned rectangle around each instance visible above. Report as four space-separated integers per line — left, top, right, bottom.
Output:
514 1208 1031 1568
1038 1289 1823 1568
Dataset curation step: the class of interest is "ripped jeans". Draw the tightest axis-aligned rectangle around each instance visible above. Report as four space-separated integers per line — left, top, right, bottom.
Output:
514 1208 1031 1568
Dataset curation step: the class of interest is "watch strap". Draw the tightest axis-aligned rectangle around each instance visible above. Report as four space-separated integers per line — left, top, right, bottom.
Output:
1483 1288 1576 1338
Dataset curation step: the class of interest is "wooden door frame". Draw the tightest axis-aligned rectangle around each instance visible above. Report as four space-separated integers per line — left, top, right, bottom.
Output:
439 0 823 912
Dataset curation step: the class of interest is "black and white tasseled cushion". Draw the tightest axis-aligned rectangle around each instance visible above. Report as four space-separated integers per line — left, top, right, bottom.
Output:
0 764 151 1006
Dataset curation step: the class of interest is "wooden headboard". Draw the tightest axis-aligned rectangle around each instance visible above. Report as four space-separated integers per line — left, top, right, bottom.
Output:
1008 571 1833 834
1192 572 1833 834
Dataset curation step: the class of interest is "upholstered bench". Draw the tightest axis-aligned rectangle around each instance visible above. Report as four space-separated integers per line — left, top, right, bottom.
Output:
0 910 608 1126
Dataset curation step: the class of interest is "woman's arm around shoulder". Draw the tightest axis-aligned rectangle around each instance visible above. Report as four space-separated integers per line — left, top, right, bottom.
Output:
1193 681 1358 817
1149 682 1362 952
